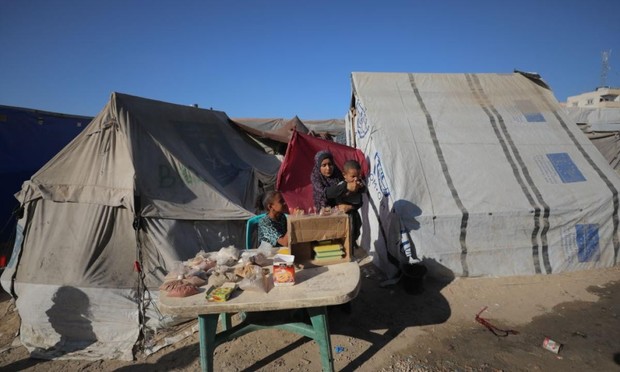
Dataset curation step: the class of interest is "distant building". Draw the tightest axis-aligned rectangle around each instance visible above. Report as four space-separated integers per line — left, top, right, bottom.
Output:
566 86 620 108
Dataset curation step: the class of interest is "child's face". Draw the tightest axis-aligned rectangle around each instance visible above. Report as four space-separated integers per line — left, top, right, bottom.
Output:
269 193 287 213
320 158 334 177
344 168 360 183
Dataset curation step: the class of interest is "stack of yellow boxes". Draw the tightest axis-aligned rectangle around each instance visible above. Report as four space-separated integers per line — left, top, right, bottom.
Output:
312 240 345 262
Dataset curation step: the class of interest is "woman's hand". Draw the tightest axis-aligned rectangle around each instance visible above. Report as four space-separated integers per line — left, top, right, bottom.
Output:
337 204 353 213
277 232 289 247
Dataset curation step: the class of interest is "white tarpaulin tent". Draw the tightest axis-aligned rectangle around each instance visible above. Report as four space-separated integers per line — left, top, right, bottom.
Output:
346 71 620 280
564 107 620 173
0 92 280 360
564 107 620 132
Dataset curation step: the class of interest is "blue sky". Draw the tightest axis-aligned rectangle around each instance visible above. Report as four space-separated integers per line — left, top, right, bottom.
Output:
1 0 619 119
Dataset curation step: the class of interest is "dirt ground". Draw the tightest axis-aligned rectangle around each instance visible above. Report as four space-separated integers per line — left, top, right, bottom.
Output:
0 259 618 372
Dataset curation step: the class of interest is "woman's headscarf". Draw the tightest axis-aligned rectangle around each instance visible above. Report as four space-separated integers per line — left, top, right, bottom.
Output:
310 150 343 211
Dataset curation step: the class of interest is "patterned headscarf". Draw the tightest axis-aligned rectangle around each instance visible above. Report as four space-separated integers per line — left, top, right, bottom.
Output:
310 150 343 212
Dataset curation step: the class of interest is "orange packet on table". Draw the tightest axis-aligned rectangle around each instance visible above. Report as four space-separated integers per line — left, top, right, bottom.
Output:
272 254 295 286
273 263 295 286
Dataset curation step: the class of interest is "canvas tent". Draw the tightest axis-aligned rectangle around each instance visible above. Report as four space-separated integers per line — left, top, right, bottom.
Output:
563 107 620 173
230 116 310 155
232 116 311 143
346 71 620 280
304 119 346 137
231 117 346 155
0 92 280 360
0 105 89 248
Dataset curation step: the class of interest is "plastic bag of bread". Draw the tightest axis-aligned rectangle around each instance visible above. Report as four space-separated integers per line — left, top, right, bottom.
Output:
238 266 269 293
187 254 217 271
215 246 240 266
163 261 188 282
207 270 238 288
234 263 261 278
186 269 208 280
184 275 207 287
251 253 271 266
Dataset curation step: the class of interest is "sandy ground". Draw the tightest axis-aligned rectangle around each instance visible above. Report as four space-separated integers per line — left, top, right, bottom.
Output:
0 259 618 372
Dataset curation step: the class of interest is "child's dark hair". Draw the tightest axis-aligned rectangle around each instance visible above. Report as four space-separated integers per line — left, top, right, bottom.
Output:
343 159 361 172
261 190 281 210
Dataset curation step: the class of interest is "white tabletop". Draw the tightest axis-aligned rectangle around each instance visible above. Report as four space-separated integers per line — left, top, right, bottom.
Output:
159 262 361 319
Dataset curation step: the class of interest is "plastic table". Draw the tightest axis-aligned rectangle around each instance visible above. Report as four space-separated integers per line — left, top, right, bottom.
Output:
159 261 361 372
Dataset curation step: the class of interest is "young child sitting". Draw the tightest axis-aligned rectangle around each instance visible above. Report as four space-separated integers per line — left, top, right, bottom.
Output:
325 160 365 247
257 190 289 247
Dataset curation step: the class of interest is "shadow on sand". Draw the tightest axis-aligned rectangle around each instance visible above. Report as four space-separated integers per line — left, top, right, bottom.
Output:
330 260 453 371
117 258 453 371
1 260 453 372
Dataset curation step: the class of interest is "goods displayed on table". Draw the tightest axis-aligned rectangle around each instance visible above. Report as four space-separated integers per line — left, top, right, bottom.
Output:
272 254 295 286
160 279 201 297
312 240 345 262
236 263 271 292
277 247 291 255
287 214 350 267
158 244 298 300
206 282 238 302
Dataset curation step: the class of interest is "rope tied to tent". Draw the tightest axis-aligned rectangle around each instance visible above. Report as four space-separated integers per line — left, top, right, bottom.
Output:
132 192 160 354
133 212 148 352
132 200 166 355
475 306 519 337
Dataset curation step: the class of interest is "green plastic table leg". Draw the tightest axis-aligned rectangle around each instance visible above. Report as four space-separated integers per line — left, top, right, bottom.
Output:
219 313 232 330
307 306 334 372
198 314 219 372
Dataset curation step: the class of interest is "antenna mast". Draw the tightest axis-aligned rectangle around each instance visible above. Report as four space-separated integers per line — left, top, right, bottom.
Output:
600 49 611 88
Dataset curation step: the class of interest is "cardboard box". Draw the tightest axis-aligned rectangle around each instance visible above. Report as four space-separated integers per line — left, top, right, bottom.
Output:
287 214 351 267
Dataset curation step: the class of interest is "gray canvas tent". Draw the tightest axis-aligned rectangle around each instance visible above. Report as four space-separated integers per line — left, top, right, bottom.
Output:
564 107 620 173
231 117 345 142
0 93 280 360
230 117 346 154
232 116 311 143
230 116 310 155
346 71 620 279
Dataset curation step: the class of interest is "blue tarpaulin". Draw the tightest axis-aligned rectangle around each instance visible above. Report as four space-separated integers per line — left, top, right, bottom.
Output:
0 105 90 247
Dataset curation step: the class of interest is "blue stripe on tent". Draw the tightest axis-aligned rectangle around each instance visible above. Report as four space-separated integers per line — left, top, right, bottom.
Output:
525 113 545 122
546 153 587 183
576 224 600 262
